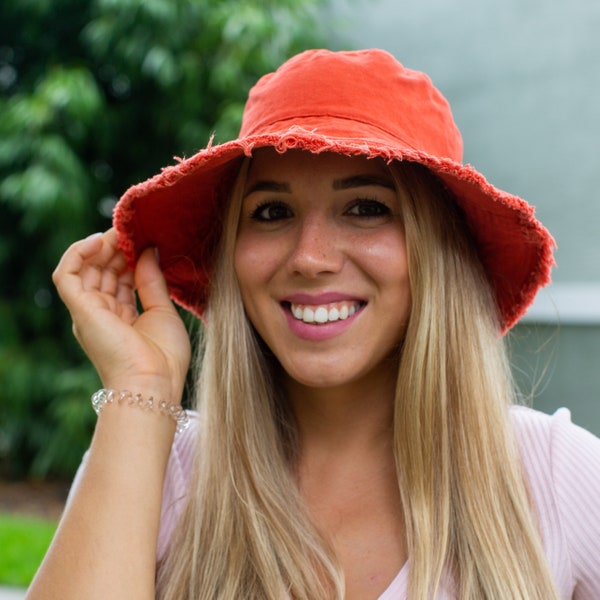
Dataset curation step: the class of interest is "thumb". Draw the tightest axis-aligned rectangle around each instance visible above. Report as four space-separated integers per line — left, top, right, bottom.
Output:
134 247 174 313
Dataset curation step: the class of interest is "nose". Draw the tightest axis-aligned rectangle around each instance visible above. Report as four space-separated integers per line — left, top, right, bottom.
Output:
287 215 344 278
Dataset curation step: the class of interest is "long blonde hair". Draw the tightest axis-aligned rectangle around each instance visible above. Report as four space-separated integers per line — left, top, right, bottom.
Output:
391 163 558 598
157 156 559 599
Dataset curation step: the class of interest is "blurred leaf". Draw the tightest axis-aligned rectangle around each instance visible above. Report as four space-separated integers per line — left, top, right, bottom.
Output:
141 46 179 87
37 66 103 127
0 135 90 231
0 96 52 134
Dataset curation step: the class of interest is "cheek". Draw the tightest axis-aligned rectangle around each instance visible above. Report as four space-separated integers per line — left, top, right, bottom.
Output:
359 229 409 279
362 230 411 320
234 235 278 304
233 237 282 345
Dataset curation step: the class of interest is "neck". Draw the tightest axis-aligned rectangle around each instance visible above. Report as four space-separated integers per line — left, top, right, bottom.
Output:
286 365 401 530
286 363 397 458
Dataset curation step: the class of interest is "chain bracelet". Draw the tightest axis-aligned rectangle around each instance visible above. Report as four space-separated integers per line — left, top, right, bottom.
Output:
91 389 190 434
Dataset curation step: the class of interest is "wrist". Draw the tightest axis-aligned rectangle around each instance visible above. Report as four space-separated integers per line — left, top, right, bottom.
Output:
91 388 189 434
100 374 185 404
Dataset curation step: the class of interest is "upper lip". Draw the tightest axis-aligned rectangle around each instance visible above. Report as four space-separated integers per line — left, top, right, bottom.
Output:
282 292 365 305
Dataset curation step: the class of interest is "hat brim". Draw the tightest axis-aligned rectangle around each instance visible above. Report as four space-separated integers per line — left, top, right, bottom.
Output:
114 125 555 332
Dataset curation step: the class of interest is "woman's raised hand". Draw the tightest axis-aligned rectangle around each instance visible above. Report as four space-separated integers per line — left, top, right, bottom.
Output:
27 229 191 599
53 228 191 403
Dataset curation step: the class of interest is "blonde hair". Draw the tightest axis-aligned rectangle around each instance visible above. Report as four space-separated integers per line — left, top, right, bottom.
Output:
391 163 558 598
157 157 559 599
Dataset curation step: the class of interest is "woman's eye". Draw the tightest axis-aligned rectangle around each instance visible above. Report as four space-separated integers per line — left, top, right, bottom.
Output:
250 201 293 222
346 199 391 218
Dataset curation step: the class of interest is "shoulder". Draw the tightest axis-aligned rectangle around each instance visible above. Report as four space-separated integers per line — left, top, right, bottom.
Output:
510 405 600 473
157 410 200 561
510 405 600 597
509 405 600 510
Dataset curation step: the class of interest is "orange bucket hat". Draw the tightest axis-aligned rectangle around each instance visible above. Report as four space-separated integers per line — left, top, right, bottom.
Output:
114 48 555 331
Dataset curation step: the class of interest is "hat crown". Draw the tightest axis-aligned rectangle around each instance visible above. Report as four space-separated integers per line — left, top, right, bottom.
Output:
240 49 463 162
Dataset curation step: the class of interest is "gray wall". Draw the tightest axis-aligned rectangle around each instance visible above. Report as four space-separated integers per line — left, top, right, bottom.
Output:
325 0 600 434
509 324 600 432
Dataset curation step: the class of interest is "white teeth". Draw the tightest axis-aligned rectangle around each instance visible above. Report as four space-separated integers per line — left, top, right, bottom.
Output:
314 307 328 323
290 301 362 324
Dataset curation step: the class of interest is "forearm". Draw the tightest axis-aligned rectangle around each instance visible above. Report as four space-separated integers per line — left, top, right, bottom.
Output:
26 402 175 600
41 229 191 598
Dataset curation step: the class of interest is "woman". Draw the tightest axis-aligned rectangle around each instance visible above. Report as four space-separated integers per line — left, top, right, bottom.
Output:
29 49 600 599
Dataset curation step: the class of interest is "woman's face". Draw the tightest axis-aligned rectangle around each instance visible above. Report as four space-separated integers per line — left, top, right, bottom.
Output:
234 148 411 392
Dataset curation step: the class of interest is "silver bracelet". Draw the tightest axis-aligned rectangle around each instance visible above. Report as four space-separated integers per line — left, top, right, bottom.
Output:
91 389 190 434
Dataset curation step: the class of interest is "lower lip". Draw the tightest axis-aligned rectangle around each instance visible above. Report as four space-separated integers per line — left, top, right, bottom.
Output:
282 305 362 341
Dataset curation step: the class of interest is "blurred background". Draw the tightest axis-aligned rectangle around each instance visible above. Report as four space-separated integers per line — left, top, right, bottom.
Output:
0 0 598 589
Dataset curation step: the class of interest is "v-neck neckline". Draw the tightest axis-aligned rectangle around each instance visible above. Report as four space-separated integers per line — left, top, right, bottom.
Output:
376 560 409 599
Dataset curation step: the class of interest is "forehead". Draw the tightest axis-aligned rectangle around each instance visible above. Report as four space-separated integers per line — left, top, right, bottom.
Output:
245 148 390 184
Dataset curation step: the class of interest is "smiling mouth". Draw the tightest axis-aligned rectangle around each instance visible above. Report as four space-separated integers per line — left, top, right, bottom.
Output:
284 301 366 324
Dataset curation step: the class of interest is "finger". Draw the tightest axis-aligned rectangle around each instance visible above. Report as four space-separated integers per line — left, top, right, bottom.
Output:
99 228 129 282
77 229 128 295
53 229 132 323
96 250 130 296
54 232 103 278
113 266 136 307
53 232 105 303
134 247 176 314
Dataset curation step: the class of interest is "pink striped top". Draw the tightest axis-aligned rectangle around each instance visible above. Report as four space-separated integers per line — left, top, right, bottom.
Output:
156 406 600 598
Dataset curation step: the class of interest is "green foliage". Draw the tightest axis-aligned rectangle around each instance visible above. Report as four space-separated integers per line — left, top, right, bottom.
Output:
0 513 57 587
0 0 328 479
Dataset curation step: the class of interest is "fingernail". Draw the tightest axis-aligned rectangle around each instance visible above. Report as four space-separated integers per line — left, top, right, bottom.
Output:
85 232 103 240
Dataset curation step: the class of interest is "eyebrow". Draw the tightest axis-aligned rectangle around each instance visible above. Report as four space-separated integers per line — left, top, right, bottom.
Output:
244 174 395 197
243 181 291 197
332 174 395 191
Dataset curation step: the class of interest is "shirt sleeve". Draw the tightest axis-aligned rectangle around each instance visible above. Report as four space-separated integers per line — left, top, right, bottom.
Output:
550 408 600 599
156 410 198 562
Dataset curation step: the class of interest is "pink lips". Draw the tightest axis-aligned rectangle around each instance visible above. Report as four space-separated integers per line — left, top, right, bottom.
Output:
281 292 365 341
283 292 363 305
